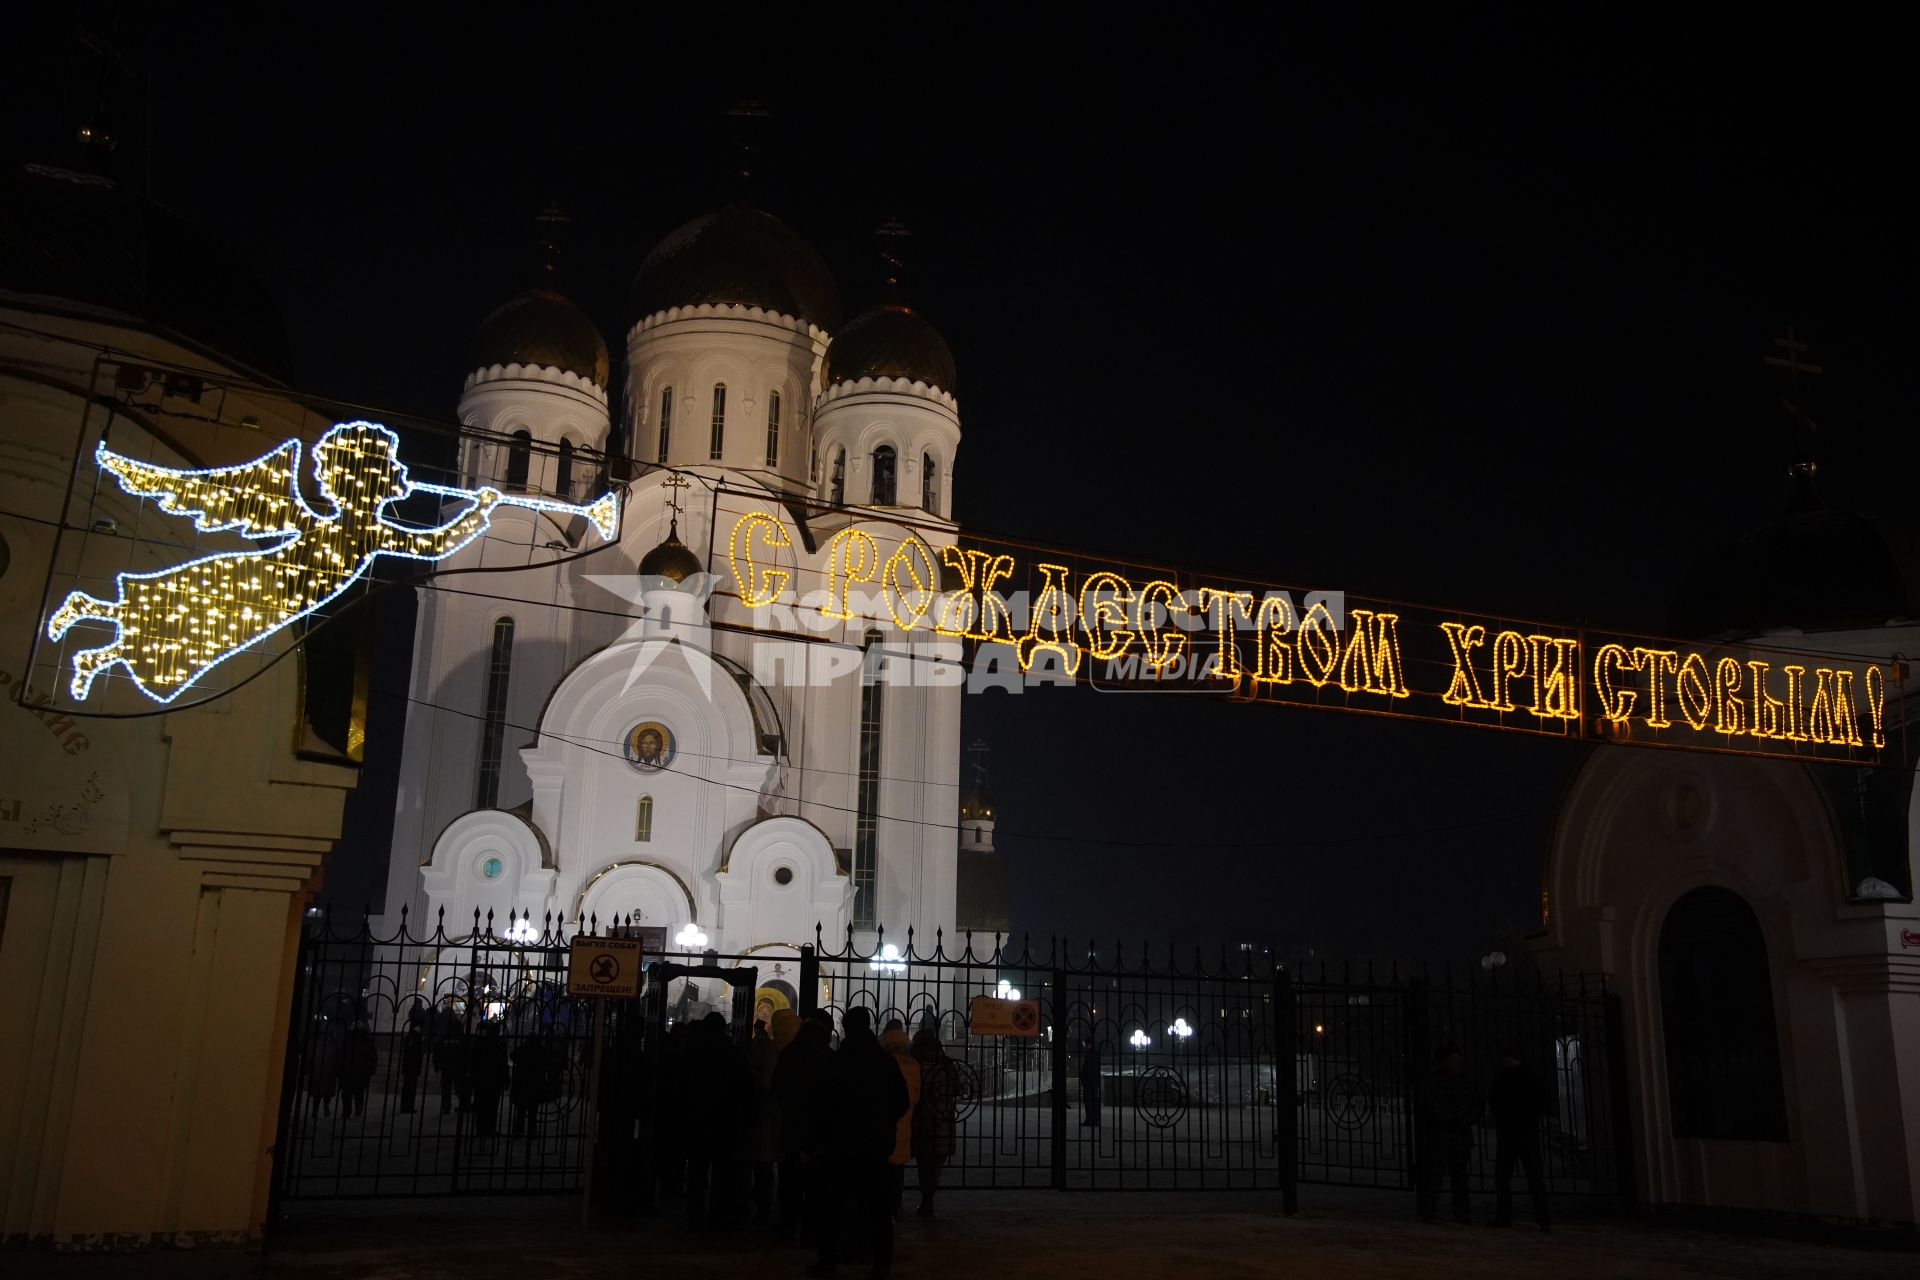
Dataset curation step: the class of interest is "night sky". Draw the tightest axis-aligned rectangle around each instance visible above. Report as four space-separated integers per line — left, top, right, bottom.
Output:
12 11 1914 965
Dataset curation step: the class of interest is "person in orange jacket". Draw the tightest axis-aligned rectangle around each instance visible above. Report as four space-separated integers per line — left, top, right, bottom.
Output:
880 1024 921 1218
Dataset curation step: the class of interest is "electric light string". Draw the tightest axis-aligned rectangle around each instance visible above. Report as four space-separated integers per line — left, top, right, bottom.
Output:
7 318 1901 762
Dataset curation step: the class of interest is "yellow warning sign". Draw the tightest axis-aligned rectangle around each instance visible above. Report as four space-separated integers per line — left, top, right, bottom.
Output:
568 935 642 998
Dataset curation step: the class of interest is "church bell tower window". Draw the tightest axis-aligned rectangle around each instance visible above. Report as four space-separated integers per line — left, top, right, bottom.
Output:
657 387 673 463
476 617 515 809
766 390 781 467
853 630 884 931
871 445 896 505
709 383 727 460
830 448 846 506
557 439 574 498
635 794 653 842
505 430 531 490
922 452 938 513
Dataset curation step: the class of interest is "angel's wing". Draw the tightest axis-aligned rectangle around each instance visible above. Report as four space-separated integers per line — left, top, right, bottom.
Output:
96 438 306 538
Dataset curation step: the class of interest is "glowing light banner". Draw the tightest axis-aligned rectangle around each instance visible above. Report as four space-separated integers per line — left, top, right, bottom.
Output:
44 421 619 704
725 508 1899 766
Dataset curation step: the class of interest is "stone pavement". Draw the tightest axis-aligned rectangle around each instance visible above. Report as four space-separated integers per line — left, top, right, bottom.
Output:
9 1187 1912 1279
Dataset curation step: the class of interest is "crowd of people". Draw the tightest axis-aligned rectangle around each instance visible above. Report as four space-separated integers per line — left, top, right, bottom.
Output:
657 1005 959 1279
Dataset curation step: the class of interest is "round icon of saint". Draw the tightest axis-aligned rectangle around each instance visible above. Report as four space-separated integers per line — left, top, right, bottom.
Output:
624 721 675 772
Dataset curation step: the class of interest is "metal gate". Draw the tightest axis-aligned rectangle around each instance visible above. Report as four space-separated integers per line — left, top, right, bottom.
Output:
273 918 1628 1202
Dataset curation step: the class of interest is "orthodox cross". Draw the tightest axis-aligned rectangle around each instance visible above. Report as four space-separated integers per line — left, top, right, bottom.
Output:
967 737 991 784
877 218 911 298
1764 328 1824 479
660 473 691 523
1764 326 1824 397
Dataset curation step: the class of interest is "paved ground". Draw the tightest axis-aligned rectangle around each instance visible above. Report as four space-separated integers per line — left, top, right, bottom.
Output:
10 1188 1912 1279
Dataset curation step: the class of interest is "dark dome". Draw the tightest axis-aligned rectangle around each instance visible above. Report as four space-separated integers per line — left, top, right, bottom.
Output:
632 207 840 328
470 289 609 388
0 163 291 378
638 520 704 583
960 782 994 821
1669 476 1918 639
824 303 956 393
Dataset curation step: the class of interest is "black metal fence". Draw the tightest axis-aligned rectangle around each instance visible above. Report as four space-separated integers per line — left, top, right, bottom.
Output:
272 915 1627 1206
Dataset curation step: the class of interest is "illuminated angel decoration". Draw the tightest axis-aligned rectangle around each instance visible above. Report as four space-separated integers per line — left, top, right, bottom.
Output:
47 420 619 703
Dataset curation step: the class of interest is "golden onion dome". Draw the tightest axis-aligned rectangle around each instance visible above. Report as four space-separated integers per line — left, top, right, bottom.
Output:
632 206 841 328
638 519 704 583
824 303 956 394
469 289 610 388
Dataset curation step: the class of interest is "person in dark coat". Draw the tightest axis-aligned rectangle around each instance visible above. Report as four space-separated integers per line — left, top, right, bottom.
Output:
909 1027 958 1217
398 1007 427 1114
1487 1042 1551 1230
655 1022 691 1198
509 1030 549 1137
1078 1036 1103 1128
685 1013 755 1231
432 1004 469 1115
305 1020 342 1118
340 1019 378 1118
1416 1042 1482 1224
470 1021 510 1136
772 1011 833 1244
808 1007 910 1279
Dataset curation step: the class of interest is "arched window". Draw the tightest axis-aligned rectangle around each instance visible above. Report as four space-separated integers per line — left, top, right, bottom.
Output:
1658 886 1788 1140
830 448 846 506
765 390 782 467
921 452 938 513
870 444 897 505
475 617 515 809
505 430 531 490
709 383 727 460
854 629 884 930
557 439 574 498
657 387 673 463
635 795 654 842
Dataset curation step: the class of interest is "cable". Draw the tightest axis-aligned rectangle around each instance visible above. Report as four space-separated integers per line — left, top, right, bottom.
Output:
370 677 1562 850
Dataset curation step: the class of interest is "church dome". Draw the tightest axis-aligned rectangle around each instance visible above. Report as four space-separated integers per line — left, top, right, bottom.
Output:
631 207 841 329
824 303 956 394
0 163 292 379
1668 472 1918 639
960 782 993 821
470 289 609 388
638 520 704 583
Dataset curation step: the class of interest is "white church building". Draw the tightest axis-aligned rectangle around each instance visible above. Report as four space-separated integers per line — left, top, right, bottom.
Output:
378 208 984 967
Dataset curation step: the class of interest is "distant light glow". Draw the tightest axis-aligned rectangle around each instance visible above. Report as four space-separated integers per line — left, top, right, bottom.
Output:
1167 1017 1194 1039
871 943 907 974
1129 1029 1151 1049
675 923 709 950
996 978 1021 1000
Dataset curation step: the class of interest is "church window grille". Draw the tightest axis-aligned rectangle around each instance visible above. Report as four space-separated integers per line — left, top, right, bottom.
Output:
871 445 897 505
557 439 574 498
475 617 515 809
709 383 727 460
922 452 938 513
765 391 781 467
505 430 531 490
854 630 884 930
657 387 673 463
830 448 846 506
1658 885 1788 1140
635 794 653 842
974 827 982 845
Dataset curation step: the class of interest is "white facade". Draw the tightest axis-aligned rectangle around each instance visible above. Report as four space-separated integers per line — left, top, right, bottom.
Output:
380 238 966 966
